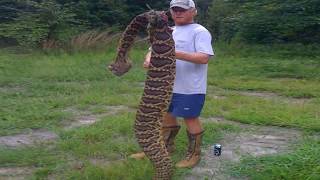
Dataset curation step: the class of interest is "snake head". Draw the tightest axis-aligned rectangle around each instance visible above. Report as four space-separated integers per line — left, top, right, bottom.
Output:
148 10 168 29
108 59 132 76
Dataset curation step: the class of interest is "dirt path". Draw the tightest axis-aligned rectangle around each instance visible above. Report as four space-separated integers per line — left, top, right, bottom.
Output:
0 105 134 179
0 116 307 180
207 86 313 105
185 117 302 180
63 105 135 129
0 112 305 180
0 105 134 148
0 130 58 148
0 167 34 180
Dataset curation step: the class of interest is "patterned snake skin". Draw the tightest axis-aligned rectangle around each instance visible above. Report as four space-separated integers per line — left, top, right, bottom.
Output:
108 11 175 179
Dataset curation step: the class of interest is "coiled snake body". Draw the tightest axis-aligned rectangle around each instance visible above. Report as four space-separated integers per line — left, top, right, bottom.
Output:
108 11 175 179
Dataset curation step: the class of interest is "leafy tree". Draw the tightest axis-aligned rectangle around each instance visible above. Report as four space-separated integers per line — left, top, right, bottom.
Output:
207 0 320 43
207 0 240 41
0 0 20 23
56 0 169 28
0 0 31 46
237 0 320 43
0 0 81 47
1 0 319 47
195 0 213 25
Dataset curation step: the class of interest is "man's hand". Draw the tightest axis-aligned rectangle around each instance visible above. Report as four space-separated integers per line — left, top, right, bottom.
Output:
175 51 211 64
143 51 151 69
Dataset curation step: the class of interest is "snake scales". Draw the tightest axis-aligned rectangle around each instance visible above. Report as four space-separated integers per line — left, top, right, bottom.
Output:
108 10 176 179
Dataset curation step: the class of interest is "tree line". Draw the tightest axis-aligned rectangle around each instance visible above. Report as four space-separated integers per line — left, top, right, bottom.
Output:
0 0 319 48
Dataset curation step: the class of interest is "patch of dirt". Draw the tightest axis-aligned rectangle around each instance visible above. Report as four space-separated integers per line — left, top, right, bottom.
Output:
89 155 123 167
89 158 113 167
239 91 279 98
207 94 227 100
0 105 135 179
0 130 58 148
238 91 311 104
0 105 135 148
64 114 100 129
207 85 312 104
0 86 25 94
64 105 135 129
0 167 34 180
185 117 302 180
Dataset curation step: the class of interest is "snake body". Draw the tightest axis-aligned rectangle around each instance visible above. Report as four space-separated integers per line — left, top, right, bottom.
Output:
108 11 175 179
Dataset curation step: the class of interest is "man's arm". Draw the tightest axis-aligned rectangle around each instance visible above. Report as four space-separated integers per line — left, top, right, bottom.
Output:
143 51 152 68
175 51 211 64
143 50 211 68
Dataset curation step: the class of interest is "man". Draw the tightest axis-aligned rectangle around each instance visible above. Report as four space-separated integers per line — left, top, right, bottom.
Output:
131 0 214 168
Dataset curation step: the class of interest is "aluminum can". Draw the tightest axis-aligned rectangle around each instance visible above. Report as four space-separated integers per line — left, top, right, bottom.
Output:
213 144 222 156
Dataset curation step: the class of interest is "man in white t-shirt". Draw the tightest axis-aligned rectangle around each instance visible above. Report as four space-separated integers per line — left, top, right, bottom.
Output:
131 0 214 168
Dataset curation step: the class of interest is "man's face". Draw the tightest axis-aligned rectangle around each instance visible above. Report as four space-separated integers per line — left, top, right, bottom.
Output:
170 6 196 25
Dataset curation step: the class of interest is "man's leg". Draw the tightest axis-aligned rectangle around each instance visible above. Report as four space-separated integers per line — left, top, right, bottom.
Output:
163 112 178 127
129 112 180 159
176 117 204 168
184 117 202 134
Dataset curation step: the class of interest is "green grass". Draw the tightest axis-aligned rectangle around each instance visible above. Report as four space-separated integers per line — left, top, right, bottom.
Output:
0 43 320 179
208 44 320 98
229 137 320 180
203 93 320 130
0 49 144 135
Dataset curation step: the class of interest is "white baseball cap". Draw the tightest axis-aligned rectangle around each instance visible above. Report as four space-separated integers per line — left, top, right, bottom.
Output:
170 0 196 9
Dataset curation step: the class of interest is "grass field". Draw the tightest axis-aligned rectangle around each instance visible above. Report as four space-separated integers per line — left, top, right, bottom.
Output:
0 43 319 179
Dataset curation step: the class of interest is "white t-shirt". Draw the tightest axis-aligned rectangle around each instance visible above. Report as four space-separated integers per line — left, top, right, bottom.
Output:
172 23 214 94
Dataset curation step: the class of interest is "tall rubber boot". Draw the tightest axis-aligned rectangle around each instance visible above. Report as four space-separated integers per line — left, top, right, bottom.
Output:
129 125 181 159
176 130 204 168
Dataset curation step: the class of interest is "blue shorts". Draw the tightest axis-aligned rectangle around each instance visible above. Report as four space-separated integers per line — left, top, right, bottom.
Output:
168 93 206 118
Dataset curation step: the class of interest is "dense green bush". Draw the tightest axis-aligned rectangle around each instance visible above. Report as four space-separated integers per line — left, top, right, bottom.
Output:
0 0 83 47
207 0 320 43
0 0 319 47
0 0 169 47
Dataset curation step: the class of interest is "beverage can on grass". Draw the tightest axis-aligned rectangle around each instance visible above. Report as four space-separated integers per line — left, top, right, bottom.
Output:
212 144 222 156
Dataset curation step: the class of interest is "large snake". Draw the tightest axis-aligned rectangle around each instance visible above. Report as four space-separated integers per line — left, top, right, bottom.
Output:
108 10 176 179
